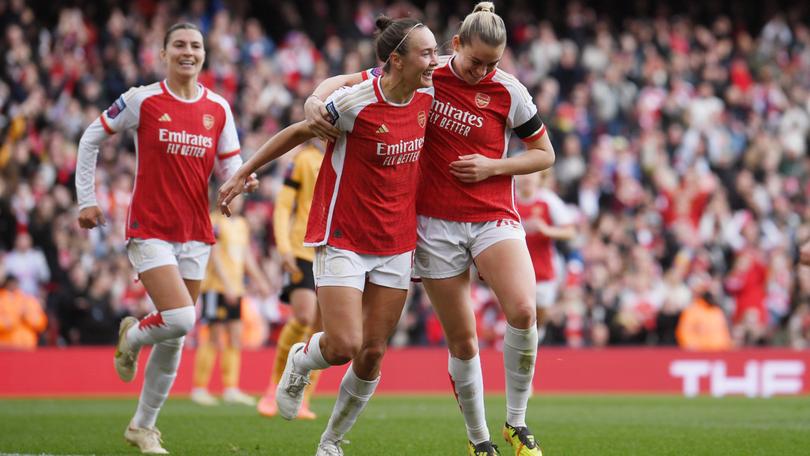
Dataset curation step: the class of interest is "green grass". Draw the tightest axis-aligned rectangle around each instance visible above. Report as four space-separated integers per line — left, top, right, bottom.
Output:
1 395 809 455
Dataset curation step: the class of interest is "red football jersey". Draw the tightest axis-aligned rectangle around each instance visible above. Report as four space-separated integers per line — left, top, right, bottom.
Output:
100 81 241 244
304 76 434 255
418 57 545 222
516 188 574 282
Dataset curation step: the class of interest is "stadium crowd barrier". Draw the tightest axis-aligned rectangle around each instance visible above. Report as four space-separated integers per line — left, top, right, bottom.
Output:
2 348 808 398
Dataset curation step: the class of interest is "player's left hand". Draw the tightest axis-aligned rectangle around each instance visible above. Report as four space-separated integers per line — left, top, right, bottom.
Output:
218 173 247 216
449 154 498 183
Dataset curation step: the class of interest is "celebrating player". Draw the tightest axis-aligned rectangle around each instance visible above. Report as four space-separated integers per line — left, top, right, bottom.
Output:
256 140 324 419
305 3 555 455
75 23 256 454
218 16 438 456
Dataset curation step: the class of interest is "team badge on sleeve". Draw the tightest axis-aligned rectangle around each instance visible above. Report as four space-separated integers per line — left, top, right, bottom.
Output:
418 111 426 128
475 92 490 108
106 96 127 119
325 101 340 125
203 114 214 130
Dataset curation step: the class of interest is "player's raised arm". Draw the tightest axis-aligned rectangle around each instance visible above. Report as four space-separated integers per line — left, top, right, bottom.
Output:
218 121 315 215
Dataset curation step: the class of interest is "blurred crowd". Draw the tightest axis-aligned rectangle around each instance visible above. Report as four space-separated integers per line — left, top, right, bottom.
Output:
1 0 809 350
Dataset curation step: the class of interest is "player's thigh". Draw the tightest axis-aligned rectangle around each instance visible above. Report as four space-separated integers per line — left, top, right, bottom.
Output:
317 285 364 348
138 264 194 311
475 239 537 324
361 281 408 347
422 272 478 346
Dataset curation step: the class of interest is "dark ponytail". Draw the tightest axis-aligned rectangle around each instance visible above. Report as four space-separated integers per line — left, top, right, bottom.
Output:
374 16 423 71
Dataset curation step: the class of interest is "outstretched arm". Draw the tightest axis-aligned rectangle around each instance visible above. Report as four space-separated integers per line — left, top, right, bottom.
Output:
217 121 316 215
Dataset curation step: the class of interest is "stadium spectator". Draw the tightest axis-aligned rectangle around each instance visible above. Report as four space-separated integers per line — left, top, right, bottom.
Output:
0 272 47 350
2 231 50 297
676 274 732 351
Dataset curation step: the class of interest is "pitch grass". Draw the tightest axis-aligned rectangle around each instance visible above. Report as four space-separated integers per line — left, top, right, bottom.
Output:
1 395 809 455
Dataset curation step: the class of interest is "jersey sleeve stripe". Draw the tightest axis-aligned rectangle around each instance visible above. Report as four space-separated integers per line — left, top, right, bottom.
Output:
335 84 375 112
99 115 115 134
218 149 240 159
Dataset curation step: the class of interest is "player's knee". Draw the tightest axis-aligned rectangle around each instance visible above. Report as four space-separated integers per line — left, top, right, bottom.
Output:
448 337 479 360
163 306 197 338
327 336 361 364
505 299 537 329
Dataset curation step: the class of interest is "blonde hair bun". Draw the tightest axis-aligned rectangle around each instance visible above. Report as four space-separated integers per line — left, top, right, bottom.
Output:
473 2 495 13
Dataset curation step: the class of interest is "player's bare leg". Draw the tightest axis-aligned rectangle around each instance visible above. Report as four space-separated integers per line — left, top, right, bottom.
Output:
423 272 493 449
476 240 542 455
276 286 363 420
122 266 198 454
318 282 407 452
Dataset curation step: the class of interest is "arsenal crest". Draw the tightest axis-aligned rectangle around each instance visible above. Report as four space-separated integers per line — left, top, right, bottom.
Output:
202 114 214 130
475 92 490 108
417 111 426 128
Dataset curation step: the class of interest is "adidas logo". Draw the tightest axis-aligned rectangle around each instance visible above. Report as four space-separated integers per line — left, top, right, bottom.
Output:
158 113 172 122
376 124 389 134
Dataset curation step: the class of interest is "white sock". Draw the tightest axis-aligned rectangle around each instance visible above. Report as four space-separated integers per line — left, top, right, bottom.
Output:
294 331 331 373
126 307 196 351
321 365 379 443
449 353 489 444
503 324 538 428
133 336 184 429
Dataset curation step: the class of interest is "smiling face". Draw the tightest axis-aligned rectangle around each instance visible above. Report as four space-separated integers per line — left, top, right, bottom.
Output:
160 28 205 83
388 26 439 90
451 35 505 85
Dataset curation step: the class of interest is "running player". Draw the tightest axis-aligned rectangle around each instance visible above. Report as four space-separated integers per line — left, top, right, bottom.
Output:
76 23 257 454
305 3 555 455
256 141 324 419
515 171 576 336
218 17 438 456
191 196 271 406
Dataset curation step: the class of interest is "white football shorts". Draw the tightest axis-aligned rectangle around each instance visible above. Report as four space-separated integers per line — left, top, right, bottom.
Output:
414 215 526 279
126 238 211 280
314 245 413 291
